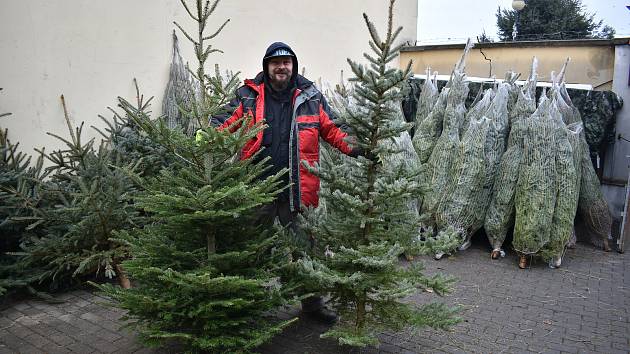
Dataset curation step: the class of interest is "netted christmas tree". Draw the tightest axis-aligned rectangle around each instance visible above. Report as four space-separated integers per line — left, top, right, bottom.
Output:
97 0 295 352
162 31 199 136
294 1 459 347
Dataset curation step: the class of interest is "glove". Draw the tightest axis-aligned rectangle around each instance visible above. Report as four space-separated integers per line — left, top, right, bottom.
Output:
195 129 207 145
350 147 380 163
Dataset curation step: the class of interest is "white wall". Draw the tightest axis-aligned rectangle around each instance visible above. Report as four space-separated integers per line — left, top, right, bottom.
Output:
0 0 417 155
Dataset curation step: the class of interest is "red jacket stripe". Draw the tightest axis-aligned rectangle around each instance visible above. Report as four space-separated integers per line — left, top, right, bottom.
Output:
296 115 319 123
219 103 245 132
319 105 352 155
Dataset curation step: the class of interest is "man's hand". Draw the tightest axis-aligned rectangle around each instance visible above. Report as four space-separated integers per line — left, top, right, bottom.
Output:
195 129 208 145
350 147 380 164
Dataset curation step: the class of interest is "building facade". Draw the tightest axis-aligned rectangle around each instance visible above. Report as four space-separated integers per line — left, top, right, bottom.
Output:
0 0 417 155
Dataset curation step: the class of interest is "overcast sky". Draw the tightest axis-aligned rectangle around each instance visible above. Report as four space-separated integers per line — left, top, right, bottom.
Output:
417 0 630 44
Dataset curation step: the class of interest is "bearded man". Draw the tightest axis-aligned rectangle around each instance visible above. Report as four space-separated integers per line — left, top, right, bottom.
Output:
212 42 359 323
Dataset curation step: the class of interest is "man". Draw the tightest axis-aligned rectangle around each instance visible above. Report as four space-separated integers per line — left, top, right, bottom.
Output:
212 42 359 323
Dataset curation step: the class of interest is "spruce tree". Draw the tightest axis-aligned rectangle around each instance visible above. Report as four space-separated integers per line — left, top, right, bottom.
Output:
0 127 51 296
97 0 295 352
3 95 143 292
99 104 294 352
97 79 175 179
294 1 458 347
0 94 41 295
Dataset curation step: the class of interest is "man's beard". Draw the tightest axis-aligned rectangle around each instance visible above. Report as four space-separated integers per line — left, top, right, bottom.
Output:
269 70 291 90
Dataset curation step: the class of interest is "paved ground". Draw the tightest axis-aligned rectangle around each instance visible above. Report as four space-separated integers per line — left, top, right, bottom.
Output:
1 240 628 354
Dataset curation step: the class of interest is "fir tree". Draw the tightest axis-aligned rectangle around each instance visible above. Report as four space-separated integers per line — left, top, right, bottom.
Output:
0 129 50 296
0 95 42 295
0 99 21 259
3 95 143 292
98 105 294 352
294 1 458 347
496 0 614 41
173 0 238 131
1 90 55 296
97 0 295 352
97 79 176 179
162 31 199 136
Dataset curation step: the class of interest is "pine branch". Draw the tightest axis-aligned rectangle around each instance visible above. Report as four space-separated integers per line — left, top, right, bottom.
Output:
203 19 230 40
60 95 77 144
173 21 199 46
179 0 199 21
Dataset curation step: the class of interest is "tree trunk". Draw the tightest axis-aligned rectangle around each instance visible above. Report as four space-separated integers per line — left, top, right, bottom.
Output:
115 264 131 289
356 298 366 332
207 228 216 258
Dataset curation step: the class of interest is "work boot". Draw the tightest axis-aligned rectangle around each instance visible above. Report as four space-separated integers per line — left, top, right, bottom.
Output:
548 256 562 269
490 248 504 260
518 255 528 269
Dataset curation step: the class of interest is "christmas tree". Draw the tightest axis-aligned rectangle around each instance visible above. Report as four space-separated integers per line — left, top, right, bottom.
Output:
98 79 176 179
294 0 459 347
98 105 294 351
0 128 51 296
2 94 143 292
0 90 43 295
97 0 295 352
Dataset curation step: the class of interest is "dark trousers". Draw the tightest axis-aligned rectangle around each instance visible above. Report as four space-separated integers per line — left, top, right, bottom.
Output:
257 199 324 312
257 199 298 231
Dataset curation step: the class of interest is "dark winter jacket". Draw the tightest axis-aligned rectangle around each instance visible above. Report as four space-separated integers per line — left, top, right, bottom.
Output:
211 44 354 211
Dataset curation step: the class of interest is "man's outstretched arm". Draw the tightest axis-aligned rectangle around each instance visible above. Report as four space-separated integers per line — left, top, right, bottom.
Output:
210 96 243 131
318 97 362 157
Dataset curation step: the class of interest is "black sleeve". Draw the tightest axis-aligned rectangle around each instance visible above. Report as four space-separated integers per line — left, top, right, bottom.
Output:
210 96 241 127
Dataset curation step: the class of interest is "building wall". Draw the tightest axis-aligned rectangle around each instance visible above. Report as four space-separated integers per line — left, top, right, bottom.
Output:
0 0 417 155
400 44 615 90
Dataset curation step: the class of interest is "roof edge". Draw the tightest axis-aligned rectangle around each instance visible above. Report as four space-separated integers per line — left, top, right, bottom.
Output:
401 37 630 52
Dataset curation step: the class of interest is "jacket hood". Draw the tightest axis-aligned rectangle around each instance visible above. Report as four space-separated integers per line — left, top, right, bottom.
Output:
262 42 299 88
